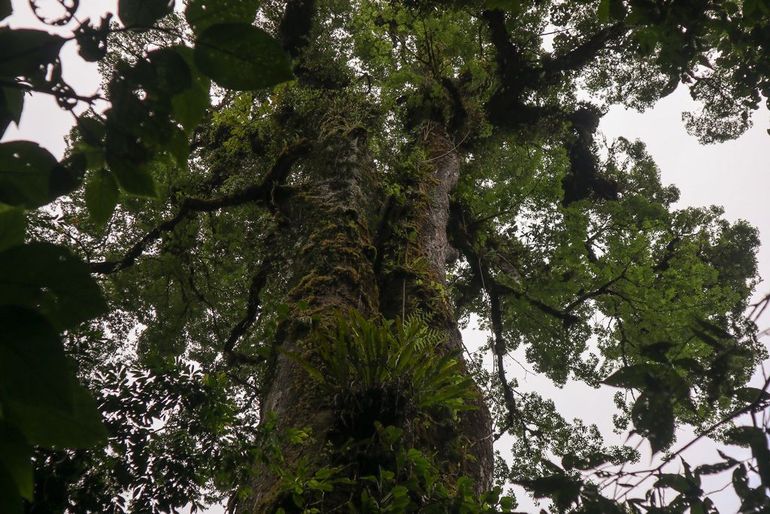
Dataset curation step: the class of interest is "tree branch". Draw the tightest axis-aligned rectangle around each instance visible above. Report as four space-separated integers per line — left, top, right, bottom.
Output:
448 201 580 327
90 141 309 274
222 256 273 366
543 23 626 78
481 10 526 86
487 273 521 436
563 268 627 313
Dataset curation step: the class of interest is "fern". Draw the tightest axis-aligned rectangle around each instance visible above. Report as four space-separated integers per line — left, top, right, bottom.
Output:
288 310 476 439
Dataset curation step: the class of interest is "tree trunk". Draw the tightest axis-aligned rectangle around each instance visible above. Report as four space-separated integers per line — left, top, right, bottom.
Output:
240 118 493 511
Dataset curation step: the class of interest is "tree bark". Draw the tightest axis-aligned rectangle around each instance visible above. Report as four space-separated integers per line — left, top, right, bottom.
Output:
241 119 492 511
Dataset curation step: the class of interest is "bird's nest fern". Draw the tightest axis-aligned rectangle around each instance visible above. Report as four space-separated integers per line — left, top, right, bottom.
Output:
288 310 476 440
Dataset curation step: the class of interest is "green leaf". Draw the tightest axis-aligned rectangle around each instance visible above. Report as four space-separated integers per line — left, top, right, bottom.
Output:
725 426 770 488
484 0 521 11
51 149 86 199
118 0 174 28
0 203 25 252
0 0 11 21
0 465 23 514
194 23 293 90
186 0 260 34
608 0 626 20
6 378 107 448
726 426 766 448
0 307 74 413
597 0 610 22
604 363 689 399
0 242 106 329
603 364 654 388
695 460 738 476
0 141 58 208
693 318 734 340
517 474 581 510
75 17 109 62
654 473 698 495
734 386 770 408
77 116 106 147
85 169 119 225
631 393 675 454
146 47 193 96
0 29 65 79
283 350 325 382
170 47 210 134
0 422 33 500
640 341 675 363
0 86 23 137
107 153 158 198
743 0 764 21
172 83 209 133
166 126 190 165
733 465 750 498
103 111 157 197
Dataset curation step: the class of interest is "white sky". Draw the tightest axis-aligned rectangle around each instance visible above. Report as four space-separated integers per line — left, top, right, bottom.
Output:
3 2 769 512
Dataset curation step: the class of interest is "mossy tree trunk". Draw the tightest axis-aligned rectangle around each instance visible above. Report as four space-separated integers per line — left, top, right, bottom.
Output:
240 114 493 511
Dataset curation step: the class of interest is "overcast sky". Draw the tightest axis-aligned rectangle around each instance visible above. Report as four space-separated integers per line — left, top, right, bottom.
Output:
3 2 769 512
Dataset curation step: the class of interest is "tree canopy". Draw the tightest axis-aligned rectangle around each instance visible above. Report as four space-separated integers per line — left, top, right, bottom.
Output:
1 0 770 512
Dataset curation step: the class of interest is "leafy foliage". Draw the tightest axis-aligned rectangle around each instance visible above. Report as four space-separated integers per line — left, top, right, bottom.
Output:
0 0 294 510
1 0 770 512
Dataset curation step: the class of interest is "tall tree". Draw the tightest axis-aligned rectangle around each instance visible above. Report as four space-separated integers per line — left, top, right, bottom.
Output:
2 0 770 512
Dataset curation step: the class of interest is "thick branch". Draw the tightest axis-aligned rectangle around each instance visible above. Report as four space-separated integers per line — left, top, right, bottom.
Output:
223 256 273 366
90 142 309 274
481 10 526 86
89 210 188 274
487 279 519 434
544 23 626 78
448 201 580 327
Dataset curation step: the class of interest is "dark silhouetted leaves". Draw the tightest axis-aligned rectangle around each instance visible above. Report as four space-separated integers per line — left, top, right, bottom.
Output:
597 0 625 22
0 307 74 414
639 341 675 363
0 307 105 482
6 380 107 448
562 452 613 471
631 393 675 453
654 473 700 496
0 422 33 500
118 0 173 28
0 242 106 329
145 47 193 96
0 86 23 136
0 0 11 21
0 204 24 252
603 363 690 400
695 459 738 476
517 473 582 511
0 141 59 208
0 466 23 514
734 386 770 409
171 48 210 133
85 169 119 225
185 0 260 34
74 15 111 62
77 116 106 147
0 29 64 80
103 112 156 197
194 23 292 90
725 426 770 488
